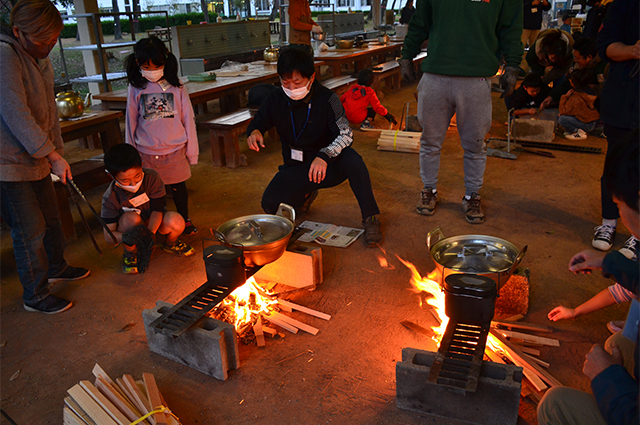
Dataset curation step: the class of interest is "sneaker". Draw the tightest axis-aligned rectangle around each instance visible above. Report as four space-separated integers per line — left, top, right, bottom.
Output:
462 193 485 224
183 219 198 235
24 295 72 314
163 239 195 257
592 225 616 251
607 320 625 334
416 187 438 216
564 130 587 140
360 119 374 131
122 252 139 274
300 190 319 214
362 215 383 247
619 236 638 260
48 266 90 284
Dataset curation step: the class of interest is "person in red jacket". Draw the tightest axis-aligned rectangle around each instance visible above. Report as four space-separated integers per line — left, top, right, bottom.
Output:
288 0 323 56
340 69 397 131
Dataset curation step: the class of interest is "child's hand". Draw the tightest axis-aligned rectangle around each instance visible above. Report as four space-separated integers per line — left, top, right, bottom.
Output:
247 129 265 151
548 306 575 321
569 250 605 274
527 108 537 115
539 96 552 111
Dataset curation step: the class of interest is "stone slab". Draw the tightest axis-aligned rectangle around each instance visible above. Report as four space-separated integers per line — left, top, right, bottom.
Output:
143 300 240 381
396 347 522 425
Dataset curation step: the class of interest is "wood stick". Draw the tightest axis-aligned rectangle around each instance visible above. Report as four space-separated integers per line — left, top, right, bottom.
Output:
400 320 431 335
522 368 548 392
490 329 563 387
484 348 506 364
513 345 541 356
68 384 119 425
523 353 550 369
79 380 130 425
262 325 277 336
263 313 298 333
377 146 419 153
63 406 86 425
271 311 319 335
122 375 154 423
497 329 560 346
371 129 422 137
115 378 141 413
253 320 266 346
492 320 554 333
65 396 97 425
95 377 143 424
504 314 525 321
143 373 168 425
277 300 331 320
92 363 128 400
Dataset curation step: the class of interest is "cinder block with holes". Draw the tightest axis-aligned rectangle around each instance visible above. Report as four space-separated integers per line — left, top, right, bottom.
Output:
143 300 239 380
396 347 522 425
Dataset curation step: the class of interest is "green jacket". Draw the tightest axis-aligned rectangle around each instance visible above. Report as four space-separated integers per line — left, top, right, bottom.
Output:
401 0 523 77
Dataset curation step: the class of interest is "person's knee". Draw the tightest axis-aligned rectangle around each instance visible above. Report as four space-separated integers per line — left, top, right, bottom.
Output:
163 211 185 231
118 212 142 232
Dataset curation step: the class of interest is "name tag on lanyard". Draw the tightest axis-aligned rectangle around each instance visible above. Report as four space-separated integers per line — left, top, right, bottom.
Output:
290 101 312 162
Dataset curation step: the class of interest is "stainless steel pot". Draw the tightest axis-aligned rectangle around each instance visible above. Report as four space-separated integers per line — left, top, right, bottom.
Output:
215 204 295 266
312 31 326 41
426 227 527 292
377 33 390 44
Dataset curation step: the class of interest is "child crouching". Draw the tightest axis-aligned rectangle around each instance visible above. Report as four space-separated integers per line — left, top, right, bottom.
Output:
340 69 396 131
558 68 600 140
101 144 194 274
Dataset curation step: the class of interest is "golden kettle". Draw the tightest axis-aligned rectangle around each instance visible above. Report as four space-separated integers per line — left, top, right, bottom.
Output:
263 45 280 63
56 91 92 119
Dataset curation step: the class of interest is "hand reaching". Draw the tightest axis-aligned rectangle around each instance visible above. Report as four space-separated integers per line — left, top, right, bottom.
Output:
548 306 576 321
569 250 606 274
583 344 623 380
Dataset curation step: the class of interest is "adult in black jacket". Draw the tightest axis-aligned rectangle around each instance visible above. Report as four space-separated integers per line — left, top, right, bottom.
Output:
522 0 551 49
246 48 383 247
399 0 416 25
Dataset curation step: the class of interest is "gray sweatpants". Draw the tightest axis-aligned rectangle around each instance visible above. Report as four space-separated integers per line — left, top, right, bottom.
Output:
416 73 492 196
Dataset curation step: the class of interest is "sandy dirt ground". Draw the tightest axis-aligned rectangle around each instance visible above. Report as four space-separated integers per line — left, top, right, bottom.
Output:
0 74 630 425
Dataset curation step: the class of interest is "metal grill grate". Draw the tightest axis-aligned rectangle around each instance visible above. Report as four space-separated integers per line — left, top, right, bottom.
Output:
427 320 491 393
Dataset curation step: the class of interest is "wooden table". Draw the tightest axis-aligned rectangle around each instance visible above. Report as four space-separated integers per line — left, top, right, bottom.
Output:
315 41 403 77
59 110 123 152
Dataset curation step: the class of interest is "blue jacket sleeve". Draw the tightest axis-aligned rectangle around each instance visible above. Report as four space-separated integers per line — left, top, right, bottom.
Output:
591 365 639 425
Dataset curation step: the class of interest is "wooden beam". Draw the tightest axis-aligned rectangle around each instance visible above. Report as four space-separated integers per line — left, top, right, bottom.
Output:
65 396 97 425
67 384 119 425
94 377 143 424
513 345 541 356
64 406 86 425
497 329 559 347
121 375 153 424
277 300 331 320
79 380 130 425
523 353 551 369
271 311 319 335
253 320 266 347
491 320 554 333
92 364 128 400
263 313 298 333
262 325 277 336
143 373 168 425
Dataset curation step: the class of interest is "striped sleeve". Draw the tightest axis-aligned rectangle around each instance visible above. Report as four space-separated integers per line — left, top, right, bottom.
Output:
608 283 636 304
319 93 353 160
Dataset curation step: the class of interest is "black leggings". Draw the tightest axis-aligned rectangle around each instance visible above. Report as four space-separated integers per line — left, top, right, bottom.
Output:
166 182 189 220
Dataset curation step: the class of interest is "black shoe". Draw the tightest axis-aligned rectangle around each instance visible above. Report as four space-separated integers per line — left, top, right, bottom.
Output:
48 266 90 284
300 190 319 214
363 215 383 247
24 295 72 314
183 219 198 235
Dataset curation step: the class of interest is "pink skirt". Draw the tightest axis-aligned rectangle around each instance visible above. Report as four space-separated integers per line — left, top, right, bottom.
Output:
139 146 191 185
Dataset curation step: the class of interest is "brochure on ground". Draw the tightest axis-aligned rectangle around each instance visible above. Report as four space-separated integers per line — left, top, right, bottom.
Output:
297 221 364 248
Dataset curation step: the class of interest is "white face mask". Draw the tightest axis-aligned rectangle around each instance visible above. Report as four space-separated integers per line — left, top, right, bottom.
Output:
282 80 312 100
140 67 164 83
116 174 144 193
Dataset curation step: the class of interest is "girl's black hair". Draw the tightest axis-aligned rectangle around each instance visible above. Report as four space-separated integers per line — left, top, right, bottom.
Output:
125 37 182 89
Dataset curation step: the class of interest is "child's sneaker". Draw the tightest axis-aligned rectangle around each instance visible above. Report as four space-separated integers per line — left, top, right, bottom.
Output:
163 239 195 257
183 219 198 235
564 129 587 140
122 252 139 274
619 236 638 260
360 119 374 131
592 225 616 251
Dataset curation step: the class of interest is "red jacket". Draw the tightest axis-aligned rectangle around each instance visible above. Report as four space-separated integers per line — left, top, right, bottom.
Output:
289 0 316 45
340 84 388 124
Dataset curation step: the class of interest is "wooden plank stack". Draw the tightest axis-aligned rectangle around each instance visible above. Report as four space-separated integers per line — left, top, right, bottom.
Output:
63 363 179 425
373 130 421 153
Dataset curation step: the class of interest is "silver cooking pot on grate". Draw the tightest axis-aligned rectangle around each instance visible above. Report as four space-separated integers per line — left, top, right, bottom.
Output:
426 227 527 292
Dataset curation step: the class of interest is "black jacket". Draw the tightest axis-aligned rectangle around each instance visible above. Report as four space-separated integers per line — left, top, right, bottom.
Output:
247 81 354 166
522 0 551 30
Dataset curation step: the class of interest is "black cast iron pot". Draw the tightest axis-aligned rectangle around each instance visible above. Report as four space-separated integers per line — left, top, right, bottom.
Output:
444 274 497 324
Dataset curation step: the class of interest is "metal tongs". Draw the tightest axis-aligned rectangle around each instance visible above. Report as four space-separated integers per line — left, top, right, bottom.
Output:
66 178 119 254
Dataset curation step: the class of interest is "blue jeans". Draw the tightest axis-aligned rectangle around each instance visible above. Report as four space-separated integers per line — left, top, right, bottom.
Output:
1 176 68 303
557 115 596 134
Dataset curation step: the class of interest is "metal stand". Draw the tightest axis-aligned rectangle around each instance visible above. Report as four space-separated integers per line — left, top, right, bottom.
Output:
486 108 519 160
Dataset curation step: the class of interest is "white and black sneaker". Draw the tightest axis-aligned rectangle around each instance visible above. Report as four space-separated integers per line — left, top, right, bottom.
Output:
592 225 616 251
619 236 638 260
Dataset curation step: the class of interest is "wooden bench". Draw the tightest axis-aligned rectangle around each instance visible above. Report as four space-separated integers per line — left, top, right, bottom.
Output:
413 51 427 75
321 76 357 95
200 109 277 169
371 60 401 94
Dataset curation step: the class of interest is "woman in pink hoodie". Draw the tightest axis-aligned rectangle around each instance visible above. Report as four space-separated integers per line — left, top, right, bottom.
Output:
340 69 396 131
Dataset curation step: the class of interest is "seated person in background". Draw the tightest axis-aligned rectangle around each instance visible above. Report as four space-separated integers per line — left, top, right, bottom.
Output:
340 69 397 131
504 73 551 117
559 14 572 33
538 132 639 425
246 48 383 247
540 37 606 110
526 29 574 85
101 144 194 274
558 68 600 140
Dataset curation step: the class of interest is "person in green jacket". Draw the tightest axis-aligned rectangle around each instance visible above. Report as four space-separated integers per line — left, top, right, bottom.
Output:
398 0 523 224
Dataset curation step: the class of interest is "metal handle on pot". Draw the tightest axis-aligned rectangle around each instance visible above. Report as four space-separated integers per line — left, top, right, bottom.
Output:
507 245 528 276
247 220 263 239
209 228 244 249
426 227 444 251
276 203 296 223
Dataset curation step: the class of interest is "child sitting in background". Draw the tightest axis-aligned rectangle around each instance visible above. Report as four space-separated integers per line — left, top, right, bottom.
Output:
101 144 194 274
340 69 396 131
124 37 199 235
559 15 572 33
504 73 551 117
558 68 600 140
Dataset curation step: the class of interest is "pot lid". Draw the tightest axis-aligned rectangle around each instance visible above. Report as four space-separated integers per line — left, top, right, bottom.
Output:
219 216 292 247
203 244 243 266
432 235 518 273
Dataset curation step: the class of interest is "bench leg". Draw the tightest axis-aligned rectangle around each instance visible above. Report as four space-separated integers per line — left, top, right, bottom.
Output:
209 129 226 167
223 130 242 169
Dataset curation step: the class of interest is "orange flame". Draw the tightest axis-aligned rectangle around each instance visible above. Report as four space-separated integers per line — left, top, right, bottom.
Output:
396 256 449 345
214 277 278 330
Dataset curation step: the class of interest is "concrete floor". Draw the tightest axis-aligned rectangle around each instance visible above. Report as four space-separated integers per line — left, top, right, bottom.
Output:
0 77 628 425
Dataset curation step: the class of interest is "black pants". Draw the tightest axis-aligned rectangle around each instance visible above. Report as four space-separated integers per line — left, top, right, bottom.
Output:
601 125 632 220
166 182 189 220
261 148 380 220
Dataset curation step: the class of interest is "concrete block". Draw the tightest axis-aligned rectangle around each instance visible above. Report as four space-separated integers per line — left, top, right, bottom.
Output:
513 117 556 143
396 347 522 425
143 301 240 381
253 243 322 289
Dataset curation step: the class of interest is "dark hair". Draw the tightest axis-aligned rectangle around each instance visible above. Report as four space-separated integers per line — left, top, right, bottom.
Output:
562 14 571 22
104 144 143 176
522 73 543 89
568 68 591 91
357 69 374 86
603 130 639 212
541 30 570 59
277 47 315 79
573 37 597 59
125 37 181 89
